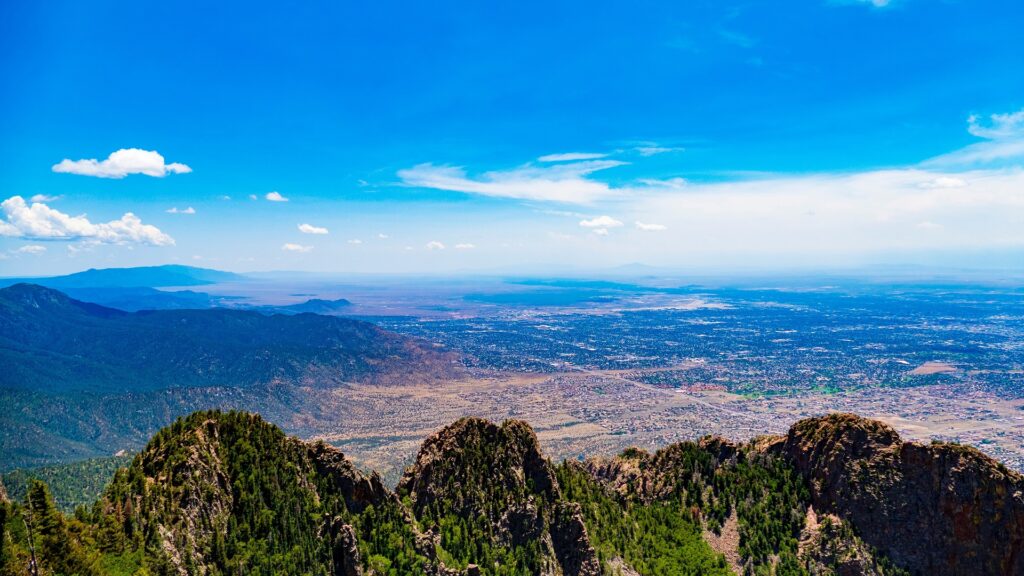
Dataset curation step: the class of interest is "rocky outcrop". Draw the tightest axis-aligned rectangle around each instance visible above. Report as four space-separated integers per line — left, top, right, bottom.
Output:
774 413 1024 576
551 502 602 576
399 417 600 576
583 436 739 503
329 520 362 576
798 506 901 576
15 410 1023 576
309 440 390 513
399 417 557 514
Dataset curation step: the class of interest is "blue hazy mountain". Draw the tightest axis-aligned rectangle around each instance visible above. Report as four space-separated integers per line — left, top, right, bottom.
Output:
0 283 462 470
0 264 244 289
0 283 455 394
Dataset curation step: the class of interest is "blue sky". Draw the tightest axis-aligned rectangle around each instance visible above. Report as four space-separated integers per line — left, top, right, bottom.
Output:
1 0 1022 275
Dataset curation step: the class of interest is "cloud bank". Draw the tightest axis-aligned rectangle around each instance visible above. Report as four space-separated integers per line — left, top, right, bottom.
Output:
0 196 174 246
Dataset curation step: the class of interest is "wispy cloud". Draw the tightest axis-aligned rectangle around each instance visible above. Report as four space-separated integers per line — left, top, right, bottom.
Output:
538 152 608 162
718 29 757 48
639 177 687 189
0 196 174 246
925 108 1024 167
579 215 623 228
968 109 1024 139
15 245 46 255
281 242 312 253
455 243 476 249
398 160 626 204
52 148 191 178
166 206 196 214
635 221 667 231
833 0 893 8
347 239 363 244
425 240 445 250
265 191 289 202
30 194 62 203
634 146 684 157
917 176 966 189
298 223 328 234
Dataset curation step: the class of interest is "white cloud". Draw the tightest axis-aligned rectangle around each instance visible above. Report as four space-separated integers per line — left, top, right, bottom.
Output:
927 108 1024 167
455 243 476 249
538 152 608 162
30 194 62 203
347 239 363 244
398 160 626 204
917 176 966 189
425 240 445 250
16 245 46 255
378 233 389 239
635 146 684 157
52 148 191 179
592 228 610 236
265 191 289 202
579 215 624 228
281 242 312 253
298 223 329 234
632 167 1024 257
916 221 943 230
248 194 258 200
218 195 232 201
0 196 174 246
166 206 196 214
967 109 1024 139
639 177 687 189
635 221 667 231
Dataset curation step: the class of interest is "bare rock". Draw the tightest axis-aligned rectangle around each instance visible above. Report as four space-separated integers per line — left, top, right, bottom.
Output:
776 413 1024 576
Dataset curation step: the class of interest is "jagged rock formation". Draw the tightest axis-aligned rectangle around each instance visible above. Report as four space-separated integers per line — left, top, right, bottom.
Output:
2 411 1022 576
797 506 898 576
398 417 601 576
95 411 428 575
772 412 1024 576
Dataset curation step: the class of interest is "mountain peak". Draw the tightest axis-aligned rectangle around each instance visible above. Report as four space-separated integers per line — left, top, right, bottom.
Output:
398 417 601 576
0 282 123 317
0 264 244 290
777 412 1024 575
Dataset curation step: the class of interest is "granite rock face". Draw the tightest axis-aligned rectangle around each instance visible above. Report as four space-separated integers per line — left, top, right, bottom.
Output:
775 413 1024 576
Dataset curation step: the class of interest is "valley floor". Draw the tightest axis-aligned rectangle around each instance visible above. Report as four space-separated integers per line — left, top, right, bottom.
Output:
310 369 1024 484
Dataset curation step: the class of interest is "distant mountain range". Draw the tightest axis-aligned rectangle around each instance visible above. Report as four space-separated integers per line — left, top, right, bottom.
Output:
0 264 244 289
1 411 1020 575
0 264 362 313
0 284 461 470
0 265 249 311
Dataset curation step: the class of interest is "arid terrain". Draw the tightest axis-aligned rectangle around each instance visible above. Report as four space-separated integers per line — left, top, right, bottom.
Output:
314 369 1024 484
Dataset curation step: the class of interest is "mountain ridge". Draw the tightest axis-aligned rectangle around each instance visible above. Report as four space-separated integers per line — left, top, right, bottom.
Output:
0 264 244 289
2 411 1021 575
0 284 463 471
